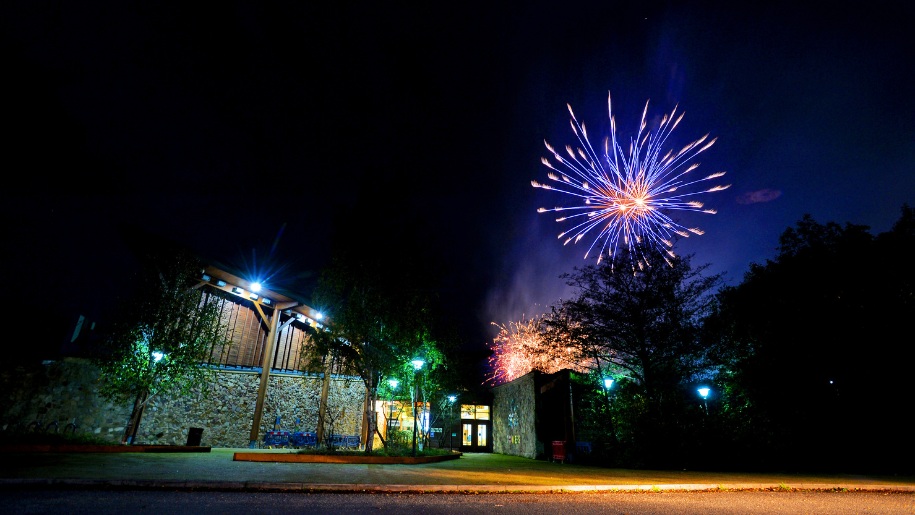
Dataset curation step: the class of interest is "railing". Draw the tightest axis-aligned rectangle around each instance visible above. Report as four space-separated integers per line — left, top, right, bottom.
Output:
263 430 361 450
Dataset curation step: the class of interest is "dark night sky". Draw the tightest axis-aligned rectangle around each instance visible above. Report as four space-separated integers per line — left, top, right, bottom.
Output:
3 2 914 364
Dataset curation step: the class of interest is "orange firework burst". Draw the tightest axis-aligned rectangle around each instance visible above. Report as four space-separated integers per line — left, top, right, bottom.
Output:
485 316 586 386
533 92 730 266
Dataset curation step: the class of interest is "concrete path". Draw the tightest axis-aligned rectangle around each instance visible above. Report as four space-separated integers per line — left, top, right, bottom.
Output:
1 448 914 493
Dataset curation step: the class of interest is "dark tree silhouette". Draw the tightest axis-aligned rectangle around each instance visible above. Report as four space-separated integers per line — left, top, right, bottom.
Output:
710 204 915 474
546 245 723 468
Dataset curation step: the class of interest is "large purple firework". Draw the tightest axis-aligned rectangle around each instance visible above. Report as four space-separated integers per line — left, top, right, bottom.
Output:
533 92 730 267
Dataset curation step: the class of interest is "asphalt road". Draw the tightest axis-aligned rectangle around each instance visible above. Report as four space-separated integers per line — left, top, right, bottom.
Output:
2 489 914 515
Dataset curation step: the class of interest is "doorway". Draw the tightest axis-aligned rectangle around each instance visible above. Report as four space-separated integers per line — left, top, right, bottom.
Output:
458 404 492 452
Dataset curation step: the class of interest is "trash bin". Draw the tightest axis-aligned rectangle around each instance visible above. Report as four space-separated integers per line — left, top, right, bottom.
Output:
551 440 566 463
186 427 204 446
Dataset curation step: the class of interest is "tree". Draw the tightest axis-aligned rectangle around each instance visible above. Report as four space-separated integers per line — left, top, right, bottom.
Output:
709 205 915 474
546 245 723 467
309 247 448 453
91 243 232 444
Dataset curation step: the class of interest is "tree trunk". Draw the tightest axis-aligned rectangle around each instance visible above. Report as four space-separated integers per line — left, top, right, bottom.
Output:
122 389 149 445
316 358 331 444
363 369 375 453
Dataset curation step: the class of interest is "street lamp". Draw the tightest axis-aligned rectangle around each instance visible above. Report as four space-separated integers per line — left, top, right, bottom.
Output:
602 376 618 446
698 387 710 413
387 379 399 441
411 358 425 457
447 395 456 451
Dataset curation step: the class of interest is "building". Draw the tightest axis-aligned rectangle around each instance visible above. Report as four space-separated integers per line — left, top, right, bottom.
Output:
492 369 591 462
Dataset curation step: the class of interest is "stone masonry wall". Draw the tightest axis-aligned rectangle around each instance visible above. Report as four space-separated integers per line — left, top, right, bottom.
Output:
0 358 366 448
492 371 539 459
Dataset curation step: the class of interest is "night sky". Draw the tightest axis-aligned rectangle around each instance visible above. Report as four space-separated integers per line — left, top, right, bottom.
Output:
3 2 914 363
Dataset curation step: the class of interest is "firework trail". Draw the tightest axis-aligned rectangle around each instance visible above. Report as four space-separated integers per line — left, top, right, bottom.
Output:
533 92 730 266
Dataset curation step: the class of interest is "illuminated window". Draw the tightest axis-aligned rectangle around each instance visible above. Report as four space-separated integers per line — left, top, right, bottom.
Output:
460 404 490 420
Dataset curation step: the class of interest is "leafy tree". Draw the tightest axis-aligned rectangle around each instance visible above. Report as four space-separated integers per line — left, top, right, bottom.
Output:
546 245 723 468
310 246 449 453
91 243 232 444
709 205 915 474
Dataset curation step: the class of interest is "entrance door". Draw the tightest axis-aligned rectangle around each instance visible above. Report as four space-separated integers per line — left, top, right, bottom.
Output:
460 421 491 452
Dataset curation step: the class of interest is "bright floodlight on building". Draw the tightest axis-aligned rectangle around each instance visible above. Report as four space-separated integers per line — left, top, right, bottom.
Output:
315 312 324 320
250 282 262 293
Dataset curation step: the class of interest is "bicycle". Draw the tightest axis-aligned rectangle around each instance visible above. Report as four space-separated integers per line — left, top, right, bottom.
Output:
25 416 44 433
62 418 78 436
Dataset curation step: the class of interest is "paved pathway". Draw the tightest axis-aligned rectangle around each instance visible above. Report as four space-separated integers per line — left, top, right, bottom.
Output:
1 448 914 493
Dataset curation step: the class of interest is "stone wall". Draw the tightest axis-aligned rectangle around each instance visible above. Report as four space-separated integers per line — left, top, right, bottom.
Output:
0 358 366 448
492 371 539 459
0 358 132 441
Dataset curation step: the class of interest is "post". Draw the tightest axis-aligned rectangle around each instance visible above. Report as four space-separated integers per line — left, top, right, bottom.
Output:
412 379 419 457
410 358 425 457
447 395 456 452
316 357 332 444
248 304 283 448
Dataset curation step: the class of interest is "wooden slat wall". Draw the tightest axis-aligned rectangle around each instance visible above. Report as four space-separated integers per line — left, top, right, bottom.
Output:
201 289 325 373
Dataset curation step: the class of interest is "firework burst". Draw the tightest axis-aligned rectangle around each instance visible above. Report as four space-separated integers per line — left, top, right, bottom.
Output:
485 316 586 386
533 92 730 266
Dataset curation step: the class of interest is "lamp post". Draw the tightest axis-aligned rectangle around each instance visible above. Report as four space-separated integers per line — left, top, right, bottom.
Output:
447 395 456 451
602 376 618 446
698 387 710 414
602 377 614 408
387 379 399 441
411 358 425 457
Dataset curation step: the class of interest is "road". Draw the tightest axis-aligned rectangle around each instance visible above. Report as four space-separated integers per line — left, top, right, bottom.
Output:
2 489 913 514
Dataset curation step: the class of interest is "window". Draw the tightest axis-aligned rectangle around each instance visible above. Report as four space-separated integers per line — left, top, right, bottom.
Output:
460 404 490 421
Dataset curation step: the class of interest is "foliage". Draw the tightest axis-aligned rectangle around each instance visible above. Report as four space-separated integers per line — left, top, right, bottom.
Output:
541 245 723 468
707 204 915 474
90 242 232 443
310 241 452 453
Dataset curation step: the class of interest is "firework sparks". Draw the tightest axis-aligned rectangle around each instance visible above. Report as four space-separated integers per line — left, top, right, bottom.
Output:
533 92 730 266
485 316 585 386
